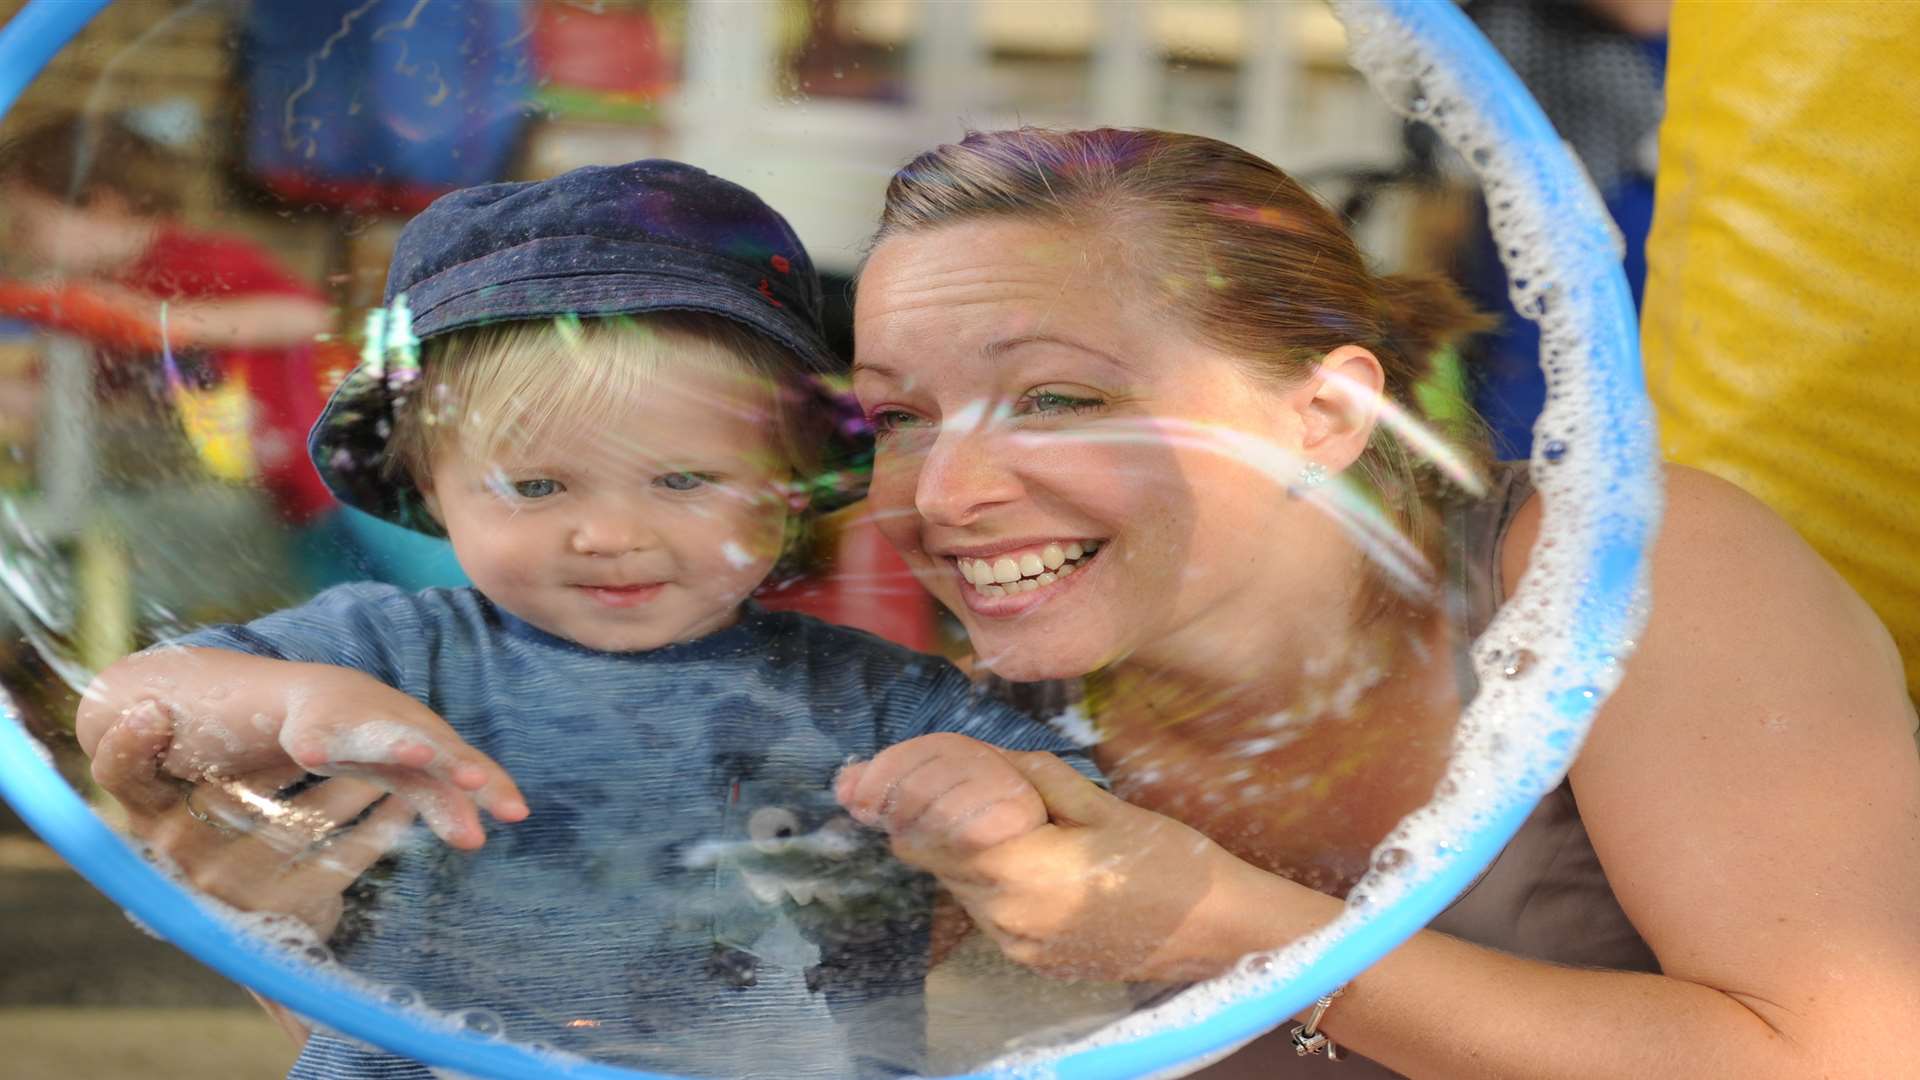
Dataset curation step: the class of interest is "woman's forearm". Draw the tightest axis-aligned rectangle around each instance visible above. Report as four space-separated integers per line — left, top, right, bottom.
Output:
1218 869 1867 1080
1327 931 1809 1080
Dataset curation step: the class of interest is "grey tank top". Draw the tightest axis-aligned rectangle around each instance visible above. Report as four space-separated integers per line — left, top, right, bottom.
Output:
1185 462 1659 1078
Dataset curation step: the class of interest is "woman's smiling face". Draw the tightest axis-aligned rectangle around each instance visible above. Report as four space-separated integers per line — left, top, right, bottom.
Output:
853 219 1350 683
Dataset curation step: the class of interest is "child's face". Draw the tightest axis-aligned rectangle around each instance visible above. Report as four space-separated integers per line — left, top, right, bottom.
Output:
425 363 796 653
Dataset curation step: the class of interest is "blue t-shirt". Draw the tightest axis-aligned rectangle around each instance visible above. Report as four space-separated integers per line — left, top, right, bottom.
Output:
177 584 1087 1079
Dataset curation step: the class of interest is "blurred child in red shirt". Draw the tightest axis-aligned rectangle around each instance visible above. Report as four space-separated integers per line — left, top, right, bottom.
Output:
1 114 341 533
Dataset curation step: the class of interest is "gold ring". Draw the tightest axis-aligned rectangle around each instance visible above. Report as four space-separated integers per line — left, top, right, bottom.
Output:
182 786 240 836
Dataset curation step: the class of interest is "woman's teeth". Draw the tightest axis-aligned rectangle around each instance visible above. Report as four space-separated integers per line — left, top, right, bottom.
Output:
956 541 1100 597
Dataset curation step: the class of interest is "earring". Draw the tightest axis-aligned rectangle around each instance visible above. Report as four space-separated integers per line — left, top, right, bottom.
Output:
1289 461 1328 499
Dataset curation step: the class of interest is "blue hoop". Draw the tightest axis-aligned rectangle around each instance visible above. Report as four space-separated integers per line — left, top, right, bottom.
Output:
0 2 1657 1077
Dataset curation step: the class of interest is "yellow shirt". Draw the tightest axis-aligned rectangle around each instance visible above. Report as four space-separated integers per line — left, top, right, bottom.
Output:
1642 1 1920 698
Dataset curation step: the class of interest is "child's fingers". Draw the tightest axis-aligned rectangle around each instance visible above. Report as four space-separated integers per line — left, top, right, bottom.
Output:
388 742 526 824
469 769 530 824
284 721 445 773
394 778 490 851
300 794 417 888
304 767 482 851
279 755 484 851
845 733 1040 840
913 779 1047 854
841 747 956 830
285 721 520 814
386 739 526 817
838 733 983 826
284 775 394 831
833 761 868 807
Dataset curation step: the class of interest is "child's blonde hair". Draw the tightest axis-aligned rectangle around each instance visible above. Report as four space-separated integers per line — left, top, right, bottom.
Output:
387 313 826 495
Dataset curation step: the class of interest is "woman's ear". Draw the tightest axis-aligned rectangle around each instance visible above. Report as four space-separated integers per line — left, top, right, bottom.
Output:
1296 345 1385 470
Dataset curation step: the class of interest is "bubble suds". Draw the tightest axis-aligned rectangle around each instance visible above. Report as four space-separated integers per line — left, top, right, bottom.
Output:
316 718 426 766
459 1008 506 1038
110 831 593 1073
1044 703 1101 748
984 4 1660 1074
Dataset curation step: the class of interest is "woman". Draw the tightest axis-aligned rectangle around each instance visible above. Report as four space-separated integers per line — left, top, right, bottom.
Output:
89 128 1920 1077
837 128 1920 1077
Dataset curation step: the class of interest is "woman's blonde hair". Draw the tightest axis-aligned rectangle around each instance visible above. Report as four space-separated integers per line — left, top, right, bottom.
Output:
387 312 826 492
869 127 1493 567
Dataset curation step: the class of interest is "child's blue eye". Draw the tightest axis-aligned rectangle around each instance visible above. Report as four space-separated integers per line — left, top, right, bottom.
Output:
512 479 562 499
657 472 711 492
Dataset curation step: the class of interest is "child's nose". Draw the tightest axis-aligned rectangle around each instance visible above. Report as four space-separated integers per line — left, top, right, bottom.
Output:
569 512 659 557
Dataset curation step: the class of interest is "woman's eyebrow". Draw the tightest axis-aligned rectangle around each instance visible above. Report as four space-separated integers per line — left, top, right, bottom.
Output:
985 334 1134 372
850 360 899 379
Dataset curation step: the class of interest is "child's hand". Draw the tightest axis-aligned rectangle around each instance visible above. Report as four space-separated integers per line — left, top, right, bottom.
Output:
271 665 528 850
834 733 1048 860
147 662 528 851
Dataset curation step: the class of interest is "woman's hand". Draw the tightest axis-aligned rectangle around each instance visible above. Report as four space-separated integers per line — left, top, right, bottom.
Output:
883 751 1320 982
91 702 414 940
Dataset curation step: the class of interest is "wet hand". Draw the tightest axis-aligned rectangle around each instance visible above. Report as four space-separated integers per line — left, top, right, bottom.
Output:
879 750 1244 983
91 702 416 940
142 664 527 850
835 732 1048 858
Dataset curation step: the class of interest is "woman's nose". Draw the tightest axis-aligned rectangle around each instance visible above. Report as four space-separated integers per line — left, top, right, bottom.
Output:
914 427 1023 528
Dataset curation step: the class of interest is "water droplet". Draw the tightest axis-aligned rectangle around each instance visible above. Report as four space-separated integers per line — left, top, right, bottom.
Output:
1471 146 1492 167
1373 846 1411 873
385 987 420 1009
303 944 333 965
460 1009 504 1038
1501 649 1536 679
1543 439 1569 463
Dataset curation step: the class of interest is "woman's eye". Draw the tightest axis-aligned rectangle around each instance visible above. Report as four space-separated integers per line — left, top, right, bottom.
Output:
657 472 712 492
1021 389 1106 415
511 478 561 499
867 408 928 438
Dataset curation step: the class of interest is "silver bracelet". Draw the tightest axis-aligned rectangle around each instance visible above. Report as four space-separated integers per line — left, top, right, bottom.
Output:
1290 986 1347 1060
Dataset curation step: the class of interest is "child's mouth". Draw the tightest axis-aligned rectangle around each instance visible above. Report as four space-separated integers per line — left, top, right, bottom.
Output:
575 583 666 608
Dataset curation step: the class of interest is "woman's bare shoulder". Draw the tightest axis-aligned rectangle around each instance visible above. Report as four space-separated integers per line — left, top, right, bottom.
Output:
1505 465 1920 1021
1502 464 1889 650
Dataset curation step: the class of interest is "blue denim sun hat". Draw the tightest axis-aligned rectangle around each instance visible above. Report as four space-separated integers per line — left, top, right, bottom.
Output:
309 160 862 535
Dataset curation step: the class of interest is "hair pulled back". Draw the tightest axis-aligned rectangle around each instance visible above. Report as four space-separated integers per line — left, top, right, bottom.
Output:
870 127 1491 545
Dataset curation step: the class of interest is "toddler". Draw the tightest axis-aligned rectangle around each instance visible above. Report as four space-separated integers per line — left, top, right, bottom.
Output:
76 161 1081 1079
